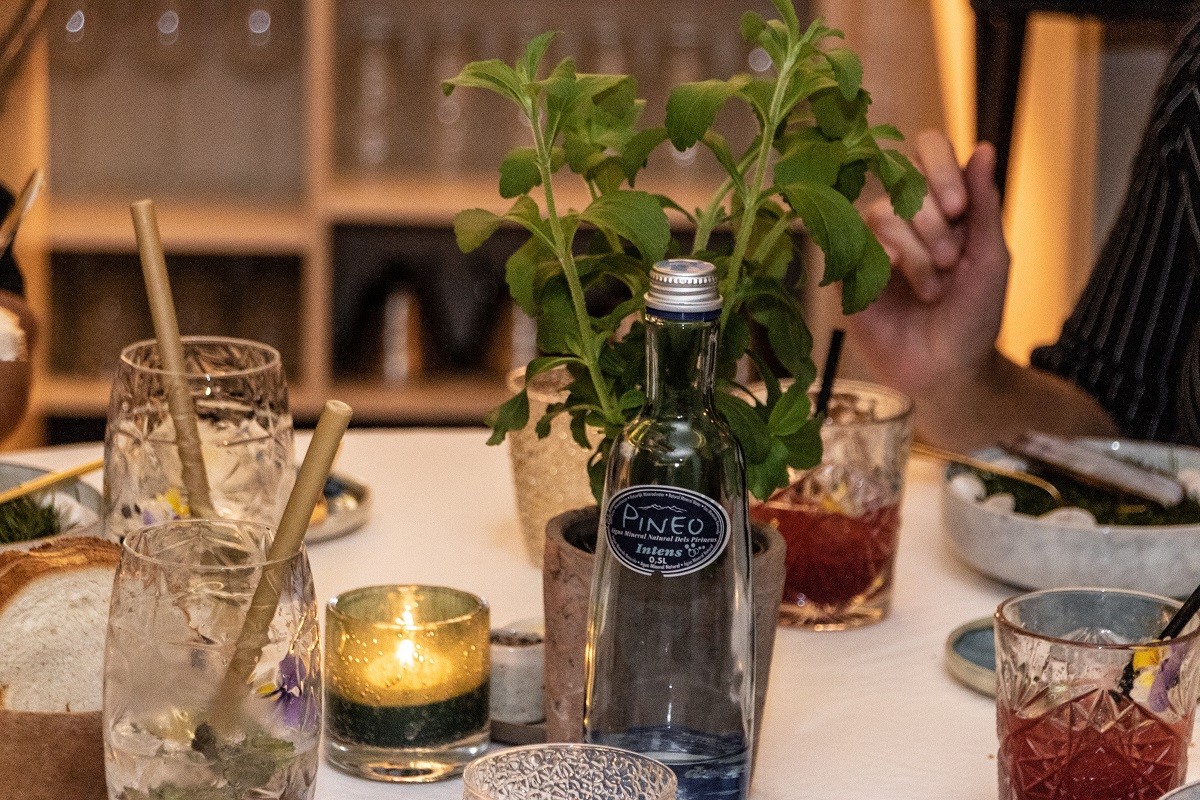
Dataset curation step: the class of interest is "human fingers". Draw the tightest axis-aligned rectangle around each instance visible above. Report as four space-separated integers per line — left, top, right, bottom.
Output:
962 142 1008 271
914 130 968 220
865 198 943 303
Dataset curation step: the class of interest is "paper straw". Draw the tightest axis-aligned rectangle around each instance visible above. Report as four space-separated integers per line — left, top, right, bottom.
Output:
0 457 103 506
207 400 353 736
130 199 216 519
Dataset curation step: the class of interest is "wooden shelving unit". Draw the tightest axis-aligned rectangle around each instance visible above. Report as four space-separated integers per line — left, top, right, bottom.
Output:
3 0 757 442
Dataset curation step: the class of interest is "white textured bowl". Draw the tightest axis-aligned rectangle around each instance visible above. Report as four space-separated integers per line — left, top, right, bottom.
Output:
0 461 102 551
942 439 1200 598
1161 781 1200 799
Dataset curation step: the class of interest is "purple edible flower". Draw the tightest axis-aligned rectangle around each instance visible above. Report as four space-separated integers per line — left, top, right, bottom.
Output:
1148 646 1184 713
263 653 319 729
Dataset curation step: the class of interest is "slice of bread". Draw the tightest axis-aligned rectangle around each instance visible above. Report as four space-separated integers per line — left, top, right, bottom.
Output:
0 537 120 713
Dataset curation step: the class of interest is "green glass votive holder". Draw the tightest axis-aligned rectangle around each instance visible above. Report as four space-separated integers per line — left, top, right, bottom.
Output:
324 585 490 782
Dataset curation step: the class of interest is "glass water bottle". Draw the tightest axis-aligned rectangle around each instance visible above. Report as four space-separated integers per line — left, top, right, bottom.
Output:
584 259 754 800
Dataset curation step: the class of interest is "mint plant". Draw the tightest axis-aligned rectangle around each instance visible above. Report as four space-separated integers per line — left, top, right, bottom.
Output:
444 0 925 500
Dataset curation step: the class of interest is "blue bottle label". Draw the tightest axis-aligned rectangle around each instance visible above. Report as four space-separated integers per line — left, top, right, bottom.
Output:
604 485 730 577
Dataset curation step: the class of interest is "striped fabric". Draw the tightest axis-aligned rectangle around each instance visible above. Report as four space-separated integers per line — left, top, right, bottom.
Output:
1031 10 1200 443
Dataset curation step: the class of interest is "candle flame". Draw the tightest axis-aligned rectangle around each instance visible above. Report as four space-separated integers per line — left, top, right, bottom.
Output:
395 637 417 667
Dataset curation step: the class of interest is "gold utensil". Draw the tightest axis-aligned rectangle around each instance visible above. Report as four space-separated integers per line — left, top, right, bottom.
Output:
911 441 1064 506
0 457 104 506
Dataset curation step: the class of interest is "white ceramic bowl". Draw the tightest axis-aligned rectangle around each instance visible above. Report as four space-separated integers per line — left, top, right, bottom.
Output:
1162 781 1200 799
941 439 1200 598
0 461 102 551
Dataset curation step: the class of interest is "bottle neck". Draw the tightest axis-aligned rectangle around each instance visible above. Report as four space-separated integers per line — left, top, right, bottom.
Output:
644 310 720 414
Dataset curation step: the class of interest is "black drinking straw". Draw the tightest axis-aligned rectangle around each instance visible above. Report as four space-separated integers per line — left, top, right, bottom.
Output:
1118 581 1200 695
814 328 845 417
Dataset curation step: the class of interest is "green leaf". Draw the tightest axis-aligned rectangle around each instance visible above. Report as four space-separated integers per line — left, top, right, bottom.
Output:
620 128 671 185
442 60 524 105
781 182 866 283
587 447 608 502
701 130 740 184
840 232 892 314
665 77 750 151
504 235 557 316
541 58 580 140
824 47 863 101
767 380 812 437
590 158 628 193
781 419 823 470
715 392 771 463
746 440 791 500
770 0 801 37
753 300 813 382
498 148 542 198
811 86 871 140
774 139 847 189
878 149 928 220
618 388 646 411
739 79 777 125
519 32 557 81
569 411 592 449
504 195 554 250
535 278 577 353
525 355 579 382
484 390 530 445
453 208 503 254
740 13 788 65
870 123 905 141
739 12 768 47
580 190 670 262
579 74 637 118
834 160 869 202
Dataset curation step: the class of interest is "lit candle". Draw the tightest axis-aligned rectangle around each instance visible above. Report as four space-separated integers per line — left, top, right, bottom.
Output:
324 585 490 783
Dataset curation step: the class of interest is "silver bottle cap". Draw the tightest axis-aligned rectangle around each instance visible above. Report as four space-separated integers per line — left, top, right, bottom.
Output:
644 259 722 316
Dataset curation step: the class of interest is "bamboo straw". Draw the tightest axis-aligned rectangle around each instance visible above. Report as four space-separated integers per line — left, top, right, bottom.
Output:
130 199 216 519
206 399 353 736
0 457 103 506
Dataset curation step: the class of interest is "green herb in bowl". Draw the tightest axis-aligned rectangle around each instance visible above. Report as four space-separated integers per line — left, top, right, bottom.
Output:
969 466 1200 526
0 494 61 544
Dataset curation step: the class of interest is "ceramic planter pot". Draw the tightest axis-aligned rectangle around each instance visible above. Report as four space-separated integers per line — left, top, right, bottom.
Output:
505 368 598 567
542 506 786 747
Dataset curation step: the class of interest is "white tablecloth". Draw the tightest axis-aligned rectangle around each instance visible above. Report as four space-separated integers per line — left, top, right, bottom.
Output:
13 427 1154 799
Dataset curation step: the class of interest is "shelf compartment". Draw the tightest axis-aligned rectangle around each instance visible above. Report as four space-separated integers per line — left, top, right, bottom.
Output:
47 250 303 381
330 223 522 383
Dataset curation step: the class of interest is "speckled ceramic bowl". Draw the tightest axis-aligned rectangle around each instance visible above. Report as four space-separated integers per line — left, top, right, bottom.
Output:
941 439 1200 598
1161 781 1200 799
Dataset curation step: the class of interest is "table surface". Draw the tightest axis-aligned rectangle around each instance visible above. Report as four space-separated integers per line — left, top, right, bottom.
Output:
17 427 1192 800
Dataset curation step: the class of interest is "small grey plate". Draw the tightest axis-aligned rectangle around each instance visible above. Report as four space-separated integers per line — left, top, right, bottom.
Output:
307 472 371 544
1162 781 1200 798
0 461 102 550
945 616 996 696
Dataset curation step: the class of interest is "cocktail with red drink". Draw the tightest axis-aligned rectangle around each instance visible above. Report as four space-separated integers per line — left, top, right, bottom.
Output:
750 380 912 629
995 588 1200 800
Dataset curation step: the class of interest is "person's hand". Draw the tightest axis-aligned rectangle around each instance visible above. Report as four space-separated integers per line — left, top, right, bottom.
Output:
849 130 1010 402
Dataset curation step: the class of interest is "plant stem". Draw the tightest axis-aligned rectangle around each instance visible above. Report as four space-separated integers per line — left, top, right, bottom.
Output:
529 110 620 422
721 47 798 328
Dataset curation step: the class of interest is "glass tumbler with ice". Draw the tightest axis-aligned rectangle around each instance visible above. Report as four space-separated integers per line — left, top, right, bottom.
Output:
103 518 321 800
103 336 294 539
749 379 913 629
995 587 1200 800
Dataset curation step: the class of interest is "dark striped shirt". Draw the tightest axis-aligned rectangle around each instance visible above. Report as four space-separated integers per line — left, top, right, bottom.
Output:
1031 11 1200 444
